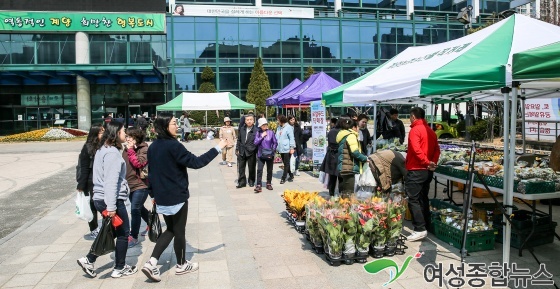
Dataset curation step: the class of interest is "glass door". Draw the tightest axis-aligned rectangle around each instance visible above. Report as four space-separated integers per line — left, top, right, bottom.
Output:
25 107 54 131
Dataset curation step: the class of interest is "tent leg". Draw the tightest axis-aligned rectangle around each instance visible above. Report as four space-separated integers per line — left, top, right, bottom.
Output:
521 97 526 153
374 103 378 150
506 86 518 266
205 110 207 130
501 87 511 267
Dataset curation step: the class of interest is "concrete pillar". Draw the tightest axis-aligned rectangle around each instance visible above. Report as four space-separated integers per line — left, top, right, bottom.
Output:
406 0 414 19
472 0 480 23
75 32 91 131
334 0 342 15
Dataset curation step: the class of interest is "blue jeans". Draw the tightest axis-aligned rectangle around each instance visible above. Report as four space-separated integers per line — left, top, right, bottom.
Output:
86 199 130 270
129 189 150 239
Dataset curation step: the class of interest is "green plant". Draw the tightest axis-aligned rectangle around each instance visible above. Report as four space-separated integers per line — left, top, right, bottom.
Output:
246 57 273 116
304 66 315 80
199 66 216 93
467 119 488 141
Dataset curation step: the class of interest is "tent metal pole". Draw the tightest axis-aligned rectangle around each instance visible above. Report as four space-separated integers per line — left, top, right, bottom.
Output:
501 87 511 267
372 102 377 153
521 97 526 153
205 110 208 129
506 85 519 266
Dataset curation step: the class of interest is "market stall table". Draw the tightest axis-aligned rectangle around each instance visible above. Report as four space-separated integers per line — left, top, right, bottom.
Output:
433 172 560 261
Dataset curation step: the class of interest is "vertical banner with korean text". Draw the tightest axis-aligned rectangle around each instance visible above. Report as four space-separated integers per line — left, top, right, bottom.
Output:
524 99 560 142
311 101 327 172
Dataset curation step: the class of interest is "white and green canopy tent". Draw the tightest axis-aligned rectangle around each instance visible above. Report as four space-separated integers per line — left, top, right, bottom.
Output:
322 14 560 267
157 92 255 111
513 41 560 81
323 14 560 105
157 92 255 128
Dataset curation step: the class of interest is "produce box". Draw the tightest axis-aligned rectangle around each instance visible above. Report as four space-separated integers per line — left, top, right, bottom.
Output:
432 219 496 252
495 222 557 249
472 187 498 198
429 199 462 231
471 202 517 223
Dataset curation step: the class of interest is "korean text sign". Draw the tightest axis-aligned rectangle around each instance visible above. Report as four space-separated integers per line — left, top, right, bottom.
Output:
524 99 560 142
311 101 327 165
0 12 165 33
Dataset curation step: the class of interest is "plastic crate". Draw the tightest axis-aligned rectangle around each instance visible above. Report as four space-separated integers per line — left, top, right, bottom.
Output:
509 210 552 229
518 181 557 194
432 219 496 252
430 199 461 211
495 222 557 249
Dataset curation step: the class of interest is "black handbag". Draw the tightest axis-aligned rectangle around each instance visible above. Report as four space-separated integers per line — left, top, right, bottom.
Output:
259 148 274 161
90 217 115 256
148 206 162 243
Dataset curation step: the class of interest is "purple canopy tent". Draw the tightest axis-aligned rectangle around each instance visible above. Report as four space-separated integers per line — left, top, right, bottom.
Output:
276 72 341 105
266 78 303 106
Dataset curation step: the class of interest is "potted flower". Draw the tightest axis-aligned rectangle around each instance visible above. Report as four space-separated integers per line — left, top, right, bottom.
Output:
385 193 406 256
370 197 388 258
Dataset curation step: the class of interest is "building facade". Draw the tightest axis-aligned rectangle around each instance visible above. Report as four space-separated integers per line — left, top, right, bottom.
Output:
0 0 166 135
167 0 511 119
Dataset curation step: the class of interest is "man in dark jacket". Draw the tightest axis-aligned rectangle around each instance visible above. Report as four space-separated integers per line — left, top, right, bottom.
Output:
236 114 257 188
357 114 371 155
405 107 440 242
136 115 148 131
390 108 406 144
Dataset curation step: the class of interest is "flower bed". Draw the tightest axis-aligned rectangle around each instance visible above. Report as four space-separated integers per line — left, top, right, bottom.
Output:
0 127 88 142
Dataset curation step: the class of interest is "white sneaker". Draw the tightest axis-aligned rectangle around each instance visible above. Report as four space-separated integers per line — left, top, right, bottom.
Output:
176 260 199 275
408 230 427 242
90 228 100 239
227 163 232 167
77 257 97 278
111 264 138 278
295 170 300 176
142 261 161 282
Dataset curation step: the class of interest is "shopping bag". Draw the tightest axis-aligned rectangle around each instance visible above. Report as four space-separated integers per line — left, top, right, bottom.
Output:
318 171 326 183
357 164 376 187
90 217 115 256
290 154 296 173
148 206 162 243
75 191 93 222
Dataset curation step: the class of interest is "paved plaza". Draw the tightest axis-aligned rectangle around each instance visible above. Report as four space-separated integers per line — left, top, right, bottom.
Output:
0 140 559 289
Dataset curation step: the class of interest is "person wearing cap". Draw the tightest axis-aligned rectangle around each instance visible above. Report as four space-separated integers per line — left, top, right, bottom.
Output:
219 117 237 167
236 114 257 188
253 118 278 192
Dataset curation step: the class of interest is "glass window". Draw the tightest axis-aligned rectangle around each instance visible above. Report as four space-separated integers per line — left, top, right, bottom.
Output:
282 25 300 42
219 73 240 90
11 42 35 64
239 42 258 58
302 20 321 42
239 23 258 41
360 22 377 43
195 22 216 41
130 41 152 64
261 41 281 58
197 42 216 58
173 22 195 40
174 41 196 59
322 42 340 59
342 43 360 61
360 43 375 61
342 22 360 42
261 24 281 42
322 24 340 42
218 21 239 42
106 41 128 64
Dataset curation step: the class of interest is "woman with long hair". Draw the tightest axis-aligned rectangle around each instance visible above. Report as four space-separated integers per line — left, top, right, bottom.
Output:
76 123 104 238
173 4 184 15
123 127 150 247
141 113 227 282
275 114 295 184
77 120 137 278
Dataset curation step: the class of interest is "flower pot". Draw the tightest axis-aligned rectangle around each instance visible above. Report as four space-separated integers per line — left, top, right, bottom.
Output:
326 242 342 260
344 241 356 255
372 245 385 258
385 242 397 257
355 248 369 258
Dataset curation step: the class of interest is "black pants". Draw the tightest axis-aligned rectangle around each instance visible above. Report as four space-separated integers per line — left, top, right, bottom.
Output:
327 174 343 196
257 158 274 185
151 201 189 265
339 174 356 198
237 153 256 185
405 170 433 232
280 153 293 180
84 191 98 232
87 199 130 270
